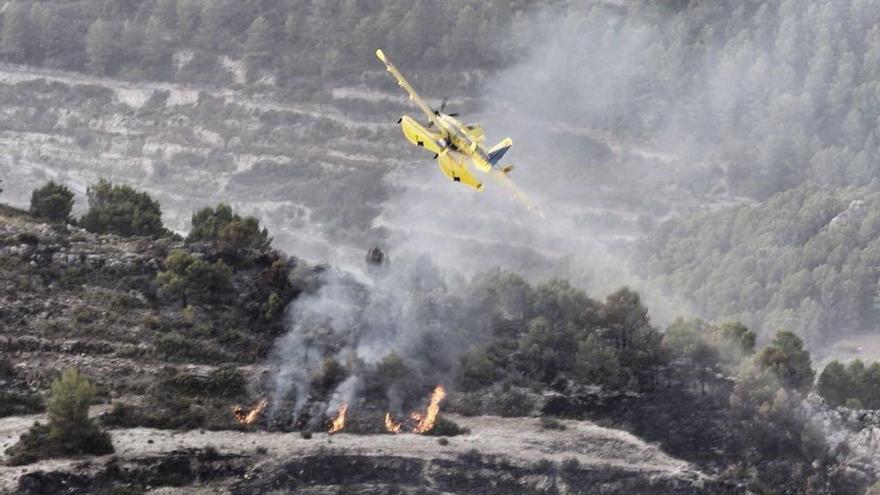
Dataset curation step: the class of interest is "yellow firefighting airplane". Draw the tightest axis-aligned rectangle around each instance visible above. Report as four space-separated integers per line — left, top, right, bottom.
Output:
376 49 541 215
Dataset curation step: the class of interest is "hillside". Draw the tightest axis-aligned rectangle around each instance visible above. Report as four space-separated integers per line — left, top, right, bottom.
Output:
2 205 880 493
0 206 730 494
638 183 880 356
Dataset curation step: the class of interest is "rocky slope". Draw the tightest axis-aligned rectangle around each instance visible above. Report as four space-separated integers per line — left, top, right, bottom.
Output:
0 207 738 494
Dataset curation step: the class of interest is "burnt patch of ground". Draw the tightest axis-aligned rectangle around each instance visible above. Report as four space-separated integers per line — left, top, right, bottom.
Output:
233 452 736 495
542 384 741 473
16 448 246 495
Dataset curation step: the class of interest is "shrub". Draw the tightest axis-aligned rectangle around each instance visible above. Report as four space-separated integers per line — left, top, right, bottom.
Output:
47 369 111 451
560 457 581 480
157 250 232 306
458 448 482 465
533 458 555 474
80 179 164 237
0 392 44 418
187 203 270 251
5 369 113 465
30 181 74 222
0 357 14 379
424 416 469 436
264 292 284 321
540 417 567 430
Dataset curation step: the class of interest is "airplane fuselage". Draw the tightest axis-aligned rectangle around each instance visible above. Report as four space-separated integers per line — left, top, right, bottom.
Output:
434 114 492 172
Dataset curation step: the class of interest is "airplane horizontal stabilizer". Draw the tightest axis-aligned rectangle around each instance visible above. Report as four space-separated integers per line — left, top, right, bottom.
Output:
488 138 513 166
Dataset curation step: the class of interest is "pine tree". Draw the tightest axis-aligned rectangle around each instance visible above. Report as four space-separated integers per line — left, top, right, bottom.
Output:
243 16 272 74
816 360 849 407
176 0 201 42
119 20 144 68
196 0 224 50
2 1 34 63
85 18 115 74
142 14 172 78
155 0 178 31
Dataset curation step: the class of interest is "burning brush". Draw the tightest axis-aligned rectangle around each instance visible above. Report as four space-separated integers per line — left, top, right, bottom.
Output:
233 398 269 425
385 385 447 434
384 412 403 434
412 385 446 433
328 402 348 434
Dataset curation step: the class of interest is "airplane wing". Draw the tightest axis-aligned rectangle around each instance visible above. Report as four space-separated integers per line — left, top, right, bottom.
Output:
488 168 543 217
376 49 443 130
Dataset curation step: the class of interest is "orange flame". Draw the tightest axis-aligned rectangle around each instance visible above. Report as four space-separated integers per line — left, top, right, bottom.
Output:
411 385 446 434
233 399 268 425
328 402 348 434
384 412 403 434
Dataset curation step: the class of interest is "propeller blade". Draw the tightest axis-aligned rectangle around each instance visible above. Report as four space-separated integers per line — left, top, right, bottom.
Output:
447 113 459 117
439 97 448 113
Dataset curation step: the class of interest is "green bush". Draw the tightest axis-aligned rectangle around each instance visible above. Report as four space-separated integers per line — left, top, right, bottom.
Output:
5 369 113 465
80 179 164 237
29 181 74 222
47 369 112 451
263 292 284 321
818 359 880 409
187 203 270 251
156 249 232 306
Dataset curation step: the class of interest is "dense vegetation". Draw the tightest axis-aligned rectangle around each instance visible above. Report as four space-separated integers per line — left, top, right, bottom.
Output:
187 203 271 253
29 180 73 222
0 0 535 87
80 178 167 237
817 359 880 409
639 184 880 346
513 1 880 199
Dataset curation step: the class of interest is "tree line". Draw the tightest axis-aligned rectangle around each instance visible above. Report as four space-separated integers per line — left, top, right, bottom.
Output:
0 0 530 83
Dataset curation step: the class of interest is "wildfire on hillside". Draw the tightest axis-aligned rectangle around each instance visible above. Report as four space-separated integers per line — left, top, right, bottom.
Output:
384 412 403 434
233 398 269 425
328 402 348 434
233 385 448 434
411 385 446 434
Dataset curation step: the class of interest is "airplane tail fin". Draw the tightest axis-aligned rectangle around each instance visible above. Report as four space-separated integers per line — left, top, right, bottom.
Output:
487 138 513 166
